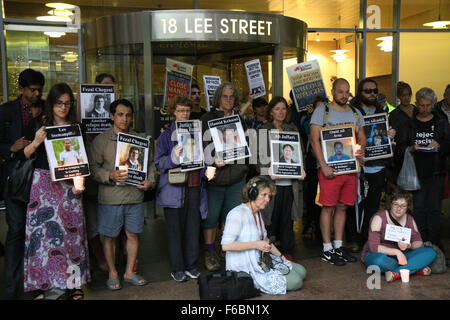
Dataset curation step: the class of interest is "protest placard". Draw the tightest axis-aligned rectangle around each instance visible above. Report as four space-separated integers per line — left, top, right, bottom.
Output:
269 130 304 178
321 124 359 174
208 115 250 162
78 83 117 133
244 59 266 99
203 75 221 110
176 120 204 172
363 113 393 160
44 124 90 181
286 60 327 112
163 58 193 108
115 133 150 186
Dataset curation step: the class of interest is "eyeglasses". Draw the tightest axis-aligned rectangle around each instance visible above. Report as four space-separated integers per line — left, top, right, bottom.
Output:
175 109 190 114
391 203 408 209
191 91 201 96
55 101 72 108
362 88 379 94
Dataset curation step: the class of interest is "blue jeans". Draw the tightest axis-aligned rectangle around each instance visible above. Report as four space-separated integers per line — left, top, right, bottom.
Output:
364 247 436 274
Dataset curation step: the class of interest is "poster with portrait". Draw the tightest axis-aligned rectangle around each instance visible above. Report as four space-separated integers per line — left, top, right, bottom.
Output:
203 75 221 110
363 113 393 160
114 133 150 186
78 83 117 134
208 115 251 162
176 120 204 172
244 59 266 99
269 131 304 178
163 58 193 108
44 124 90 181
321 124 359 175
286 60 327 112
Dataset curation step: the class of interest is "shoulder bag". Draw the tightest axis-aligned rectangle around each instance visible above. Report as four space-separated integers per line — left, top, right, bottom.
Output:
198 271 260 300
168 167 187 186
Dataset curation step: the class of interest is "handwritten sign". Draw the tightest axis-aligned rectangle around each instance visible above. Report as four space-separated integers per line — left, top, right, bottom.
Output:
384 224 411 244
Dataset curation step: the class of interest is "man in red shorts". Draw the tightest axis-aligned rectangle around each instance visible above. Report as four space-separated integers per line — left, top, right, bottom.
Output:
309 78 366 266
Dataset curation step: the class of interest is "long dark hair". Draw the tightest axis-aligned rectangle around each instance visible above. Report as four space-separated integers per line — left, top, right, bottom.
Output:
42 83 77 126
265 96 289 122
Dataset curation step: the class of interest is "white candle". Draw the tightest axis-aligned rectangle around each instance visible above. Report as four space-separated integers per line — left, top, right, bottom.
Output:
205 166 216 181
352 144 361 154
119 165 128 173
73 176 85 191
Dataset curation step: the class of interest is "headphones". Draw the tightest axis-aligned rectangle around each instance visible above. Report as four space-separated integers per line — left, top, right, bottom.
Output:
248 182 259 201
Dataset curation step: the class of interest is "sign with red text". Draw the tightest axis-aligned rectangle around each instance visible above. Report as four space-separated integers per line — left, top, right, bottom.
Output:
163 58 193 108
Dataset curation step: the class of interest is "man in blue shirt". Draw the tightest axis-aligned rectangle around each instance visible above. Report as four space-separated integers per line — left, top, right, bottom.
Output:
327 141 351 162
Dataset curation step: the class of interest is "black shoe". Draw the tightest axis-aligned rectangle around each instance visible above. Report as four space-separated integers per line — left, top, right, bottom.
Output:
335 247 357 263
322 249 346 266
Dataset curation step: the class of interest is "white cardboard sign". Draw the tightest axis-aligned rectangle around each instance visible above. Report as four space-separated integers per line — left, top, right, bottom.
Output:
384 224 411 244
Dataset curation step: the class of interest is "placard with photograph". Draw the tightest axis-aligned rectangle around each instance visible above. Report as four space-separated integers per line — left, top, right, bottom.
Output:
321 124 359 175
203 75 221 111
208 115 251 162
176 120 204 172
269 130 304 178
244 59 266 99
44 124 90 181
115 133 150 186
363 113 393 160
286 60 327 112
78 83 117 134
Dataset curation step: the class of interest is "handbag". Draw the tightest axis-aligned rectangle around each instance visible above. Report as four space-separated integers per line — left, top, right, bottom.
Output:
6 155 35 203
168 167 187 186
198 271 260 300
396 147 421 191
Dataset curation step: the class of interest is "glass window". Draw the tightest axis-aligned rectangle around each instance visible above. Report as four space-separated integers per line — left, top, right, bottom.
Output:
283 0 360 29
365 32 393 102
5 30 78 101
401 0 450 29
367 0 394 29
399 32 450 103
198 0 284 13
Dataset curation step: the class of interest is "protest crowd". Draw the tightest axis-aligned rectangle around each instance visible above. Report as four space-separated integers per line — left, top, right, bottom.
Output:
0 68 449 300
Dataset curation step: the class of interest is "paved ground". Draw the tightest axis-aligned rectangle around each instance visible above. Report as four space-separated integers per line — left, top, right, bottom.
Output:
0 199 449 301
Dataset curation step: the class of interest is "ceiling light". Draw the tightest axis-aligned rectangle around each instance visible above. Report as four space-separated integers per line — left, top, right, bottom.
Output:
61 51 78 62
47 9 74 17
36 15 72 22
44 31 66 38
376 36 392 52
423 0 450 29
45 3 76 10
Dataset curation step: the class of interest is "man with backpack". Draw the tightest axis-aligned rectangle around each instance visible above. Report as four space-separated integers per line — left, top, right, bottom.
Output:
309 78 366 266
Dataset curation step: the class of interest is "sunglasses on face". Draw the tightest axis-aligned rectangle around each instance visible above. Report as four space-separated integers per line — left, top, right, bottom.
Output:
362 88 378 94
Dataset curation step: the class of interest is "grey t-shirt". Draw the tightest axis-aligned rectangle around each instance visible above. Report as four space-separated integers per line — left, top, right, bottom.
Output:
310 104 365 168
310 104 365 129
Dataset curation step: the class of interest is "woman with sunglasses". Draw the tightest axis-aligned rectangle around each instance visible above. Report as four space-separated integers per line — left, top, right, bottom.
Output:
361 188 436 282
18 83 90 299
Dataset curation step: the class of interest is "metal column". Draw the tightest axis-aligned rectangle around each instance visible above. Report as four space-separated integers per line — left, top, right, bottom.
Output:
0 0 8 102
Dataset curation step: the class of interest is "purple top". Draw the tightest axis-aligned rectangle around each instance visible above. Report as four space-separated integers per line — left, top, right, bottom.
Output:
361 210 422 263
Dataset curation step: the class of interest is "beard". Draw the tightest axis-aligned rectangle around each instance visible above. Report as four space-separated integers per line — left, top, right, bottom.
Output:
335 97 348 106
360 95 377 107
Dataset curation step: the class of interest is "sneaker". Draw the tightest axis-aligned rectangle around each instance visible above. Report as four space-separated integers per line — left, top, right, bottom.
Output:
282 254 298 263
335 247 357 263
171 271 188 282
322 249 346 266
204 251 221 271
385 271 401 282
185 269 201 279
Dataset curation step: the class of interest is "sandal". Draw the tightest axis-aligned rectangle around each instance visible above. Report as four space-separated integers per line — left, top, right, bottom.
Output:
33 290 44 300
124 274 148 286
416 266 431 276
106 278 122 291
68 288 84 300
43 288 67 300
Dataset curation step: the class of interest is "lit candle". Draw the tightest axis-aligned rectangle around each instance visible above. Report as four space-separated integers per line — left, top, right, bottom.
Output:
352 144 361 154
205 166 216 181
119 165 128 173
73 176 85 192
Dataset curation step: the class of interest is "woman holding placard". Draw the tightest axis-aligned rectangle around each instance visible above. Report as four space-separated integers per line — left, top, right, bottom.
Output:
258 96 304 263
18 83 90 299
155 96 212 282
361 188 436 282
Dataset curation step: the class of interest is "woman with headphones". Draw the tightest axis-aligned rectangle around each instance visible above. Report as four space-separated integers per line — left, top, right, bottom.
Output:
221 176 307 295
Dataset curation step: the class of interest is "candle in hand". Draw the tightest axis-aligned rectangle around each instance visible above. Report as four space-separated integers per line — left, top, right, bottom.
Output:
73 176 85 192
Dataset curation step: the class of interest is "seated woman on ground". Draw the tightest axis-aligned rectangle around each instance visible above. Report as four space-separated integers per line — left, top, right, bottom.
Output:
361 188 437 282
221 176 306 295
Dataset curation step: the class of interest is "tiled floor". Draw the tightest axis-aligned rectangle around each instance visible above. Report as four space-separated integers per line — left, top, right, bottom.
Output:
0 200 449 300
